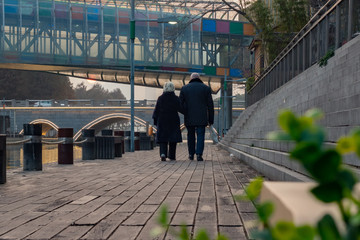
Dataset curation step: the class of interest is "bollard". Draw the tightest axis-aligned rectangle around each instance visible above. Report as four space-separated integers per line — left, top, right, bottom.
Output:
82 129 95 160
0 135 6 184
114 137 122 157
135 132 140 151
23 124 42 171
123 131 131 152
95 136 115 159
58 128 73 164
139 132 152 150
114 131 125 154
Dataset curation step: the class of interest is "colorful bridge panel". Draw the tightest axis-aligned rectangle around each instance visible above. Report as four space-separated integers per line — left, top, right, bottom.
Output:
202 18 255 36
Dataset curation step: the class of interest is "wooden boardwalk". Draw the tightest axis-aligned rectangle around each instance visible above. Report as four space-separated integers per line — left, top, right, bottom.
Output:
0 143 260 240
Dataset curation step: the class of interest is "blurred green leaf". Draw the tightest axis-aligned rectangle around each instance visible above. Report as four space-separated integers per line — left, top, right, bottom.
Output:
179 225 189 240
272 221 296 240
150 226 163 237
158 205 169 228
351 129 360 158
279 109 298 133
338 169 357 192
258 202 274 223
267 131 292 141
194 229 210 240
304 108 323 121
317 214 341 240
290 142 320 173
216 234 230 240
295 225 316 240
251 229 273 240
278 110 302 140
300 126 325 145
246 177 263 201
337 136 355 154
311 182 343 203
312 149 341 183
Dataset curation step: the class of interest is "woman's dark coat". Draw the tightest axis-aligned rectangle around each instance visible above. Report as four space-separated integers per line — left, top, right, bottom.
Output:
152 92 183 143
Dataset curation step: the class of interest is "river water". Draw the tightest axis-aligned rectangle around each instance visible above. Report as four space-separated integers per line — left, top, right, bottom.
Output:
6 144 83 169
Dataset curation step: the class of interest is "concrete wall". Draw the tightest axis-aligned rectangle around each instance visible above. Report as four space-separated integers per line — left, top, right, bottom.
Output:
220 35 360 181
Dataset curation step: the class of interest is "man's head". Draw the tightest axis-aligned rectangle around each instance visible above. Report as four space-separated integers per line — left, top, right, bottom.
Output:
190 72 200 81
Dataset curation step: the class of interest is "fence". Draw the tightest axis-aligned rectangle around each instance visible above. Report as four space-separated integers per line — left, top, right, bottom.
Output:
246 0 360 106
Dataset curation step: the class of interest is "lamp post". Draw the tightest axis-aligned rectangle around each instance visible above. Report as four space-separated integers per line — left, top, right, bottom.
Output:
130 0 135 152
129 0 177 152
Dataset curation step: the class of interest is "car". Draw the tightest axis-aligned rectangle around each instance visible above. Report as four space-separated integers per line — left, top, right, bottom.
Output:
34 100 52 107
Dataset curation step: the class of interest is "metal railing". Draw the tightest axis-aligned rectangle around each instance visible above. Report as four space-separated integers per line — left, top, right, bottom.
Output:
246 0 359 106
0 99 246 109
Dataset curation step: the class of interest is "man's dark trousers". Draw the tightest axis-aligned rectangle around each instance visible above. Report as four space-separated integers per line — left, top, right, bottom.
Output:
187 126 205 157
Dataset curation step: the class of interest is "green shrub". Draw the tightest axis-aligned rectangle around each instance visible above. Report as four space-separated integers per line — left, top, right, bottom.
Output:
154 109 360 239
318 49 335 67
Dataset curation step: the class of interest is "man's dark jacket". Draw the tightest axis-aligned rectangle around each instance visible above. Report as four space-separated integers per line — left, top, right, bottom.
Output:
152 92 183 143
179 78 214 126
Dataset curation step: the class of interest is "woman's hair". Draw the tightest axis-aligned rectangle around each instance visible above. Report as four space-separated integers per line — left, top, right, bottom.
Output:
163 81 175 92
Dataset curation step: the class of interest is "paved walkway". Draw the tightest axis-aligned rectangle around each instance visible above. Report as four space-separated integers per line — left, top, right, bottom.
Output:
0 143 260 240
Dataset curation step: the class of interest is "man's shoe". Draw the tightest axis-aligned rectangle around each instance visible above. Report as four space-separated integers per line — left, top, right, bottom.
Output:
188 155 194 160
161 154 166 161
197 155 203 161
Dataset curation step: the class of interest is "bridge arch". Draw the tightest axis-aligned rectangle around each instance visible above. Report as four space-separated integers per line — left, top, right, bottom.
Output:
74 113 156 141
19 119 60 136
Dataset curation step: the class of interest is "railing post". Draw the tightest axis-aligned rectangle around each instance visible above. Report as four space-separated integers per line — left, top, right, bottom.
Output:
58 128 73 164
348 0 354 40
23 124 42 171
0 135 6 184
82 129 95 160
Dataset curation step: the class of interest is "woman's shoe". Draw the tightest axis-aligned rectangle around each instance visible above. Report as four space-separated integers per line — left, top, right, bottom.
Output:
161 154 166 161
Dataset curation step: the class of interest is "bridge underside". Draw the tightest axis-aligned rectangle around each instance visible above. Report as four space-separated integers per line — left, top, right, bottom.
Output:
0 62 223 93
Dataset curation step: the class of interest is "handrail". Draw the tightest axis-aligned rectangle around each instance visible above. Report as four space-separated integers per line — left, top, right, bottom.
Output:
42 140 65 144
74 139 88 144
6 138 88 145
249 0 341 93
6 138 31 145
247 0 357 106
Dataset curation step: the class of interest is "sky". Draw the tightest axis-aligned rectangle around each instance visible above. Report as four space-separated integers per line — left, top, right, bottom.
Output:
70 77 224 100
70 77 163 100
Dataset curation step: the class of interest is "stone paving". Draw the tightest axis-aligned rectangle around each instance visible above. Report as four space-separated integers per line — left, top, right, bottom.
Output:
0 143 262 240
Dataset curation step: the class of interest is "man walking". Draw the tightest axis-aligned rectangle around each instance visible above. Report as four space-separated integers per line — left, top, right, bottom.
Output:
180 72 214 161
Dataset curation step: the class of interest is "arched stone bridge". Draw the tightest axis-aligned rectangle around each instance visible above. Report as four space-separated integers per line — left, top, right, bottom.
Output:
4 105 243 140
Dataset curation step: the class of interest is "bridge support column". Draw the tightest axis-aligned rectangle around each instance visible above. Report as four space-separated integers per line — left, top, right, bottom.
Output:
82 129 95 160
58 128 73 164
23 124 42 171
0 135 6 184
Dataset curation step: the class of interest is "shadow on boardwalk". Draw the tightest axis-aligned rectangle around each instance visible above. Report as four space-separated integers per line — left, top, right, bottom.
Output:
0 143 261 240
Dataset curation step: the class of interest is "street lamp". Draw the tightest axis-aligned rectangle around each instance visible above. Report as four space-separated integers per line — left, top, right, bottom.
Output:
129 0 177 152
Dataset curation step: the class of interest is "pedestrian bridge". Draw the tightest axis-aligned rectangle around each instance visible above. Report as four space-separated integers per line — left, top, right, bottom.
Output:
0 0 255 92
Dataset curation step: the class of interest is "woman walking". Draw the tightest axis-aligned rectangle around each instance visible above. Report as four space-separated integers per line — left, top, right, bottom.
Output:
152 81 183 161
